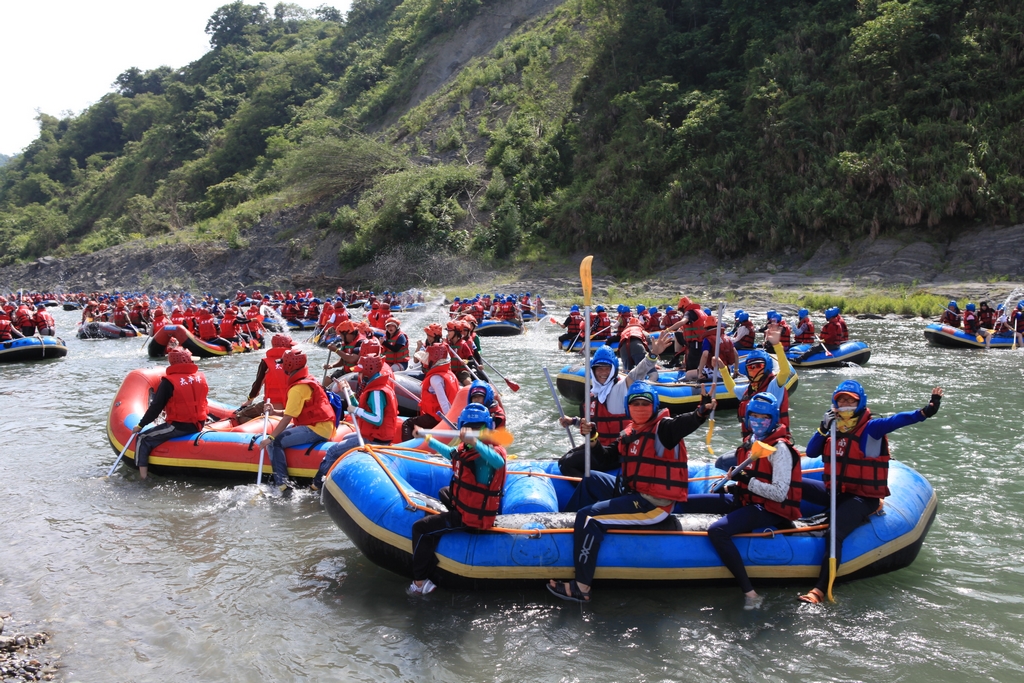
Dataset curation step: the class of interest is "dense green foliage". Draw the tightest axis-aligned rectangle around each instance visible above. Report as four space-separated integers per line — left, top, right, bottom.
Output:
1 0 1022 270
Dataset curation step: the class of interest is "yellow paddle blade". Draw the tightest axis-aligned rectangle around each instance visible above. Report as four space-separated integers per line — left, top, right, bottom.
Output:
580 255 594 306
976 335 984 343
827 557 837 602
705 418 715 455
479 427 515 447
751 441 778 459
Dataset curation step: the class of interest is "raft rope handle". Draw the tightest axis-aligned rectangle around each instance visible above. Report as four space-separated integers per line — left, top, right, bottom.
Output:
326 446 834 538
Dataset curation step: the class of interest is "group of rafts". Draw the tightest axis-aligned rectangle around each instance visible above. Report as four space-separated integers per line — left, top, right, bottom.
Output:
0 298 68 362
105 297 941 592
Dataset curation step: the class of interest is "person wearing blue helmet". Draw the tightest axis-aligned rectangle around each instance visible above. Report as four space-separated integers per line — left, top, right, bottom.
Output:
686 392 803 610
409 403 508 596
547 381 716 603
468 379 505 428
939 300 961 328
634 304 649 328
716 325 793 471
661 304 681 329
613 305 631 340
760 310 792 350
797 380 943 604
730 310 755 350
520 292 534 317
794 308 816 345
555 305 585 347
645 306 662 332
556 333 675 477
590 305 611 340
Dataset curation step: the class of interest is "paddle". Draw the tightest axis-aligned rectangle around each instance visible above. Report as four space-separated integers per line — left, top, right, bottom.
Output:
478 354 520 392
105 432 138 478
418 427 514 447
710 439 775 492
255 403 271 486
827 419 838 602
321 348 333 384
435 411 458 429
543 367 577 448
705 303 725 455
581 255 594 477
342 385 367 449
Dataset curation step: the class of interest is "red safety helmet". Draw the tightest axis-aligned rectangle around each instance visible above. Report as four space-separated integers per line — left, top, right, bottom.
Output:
271 333 294 348
167 348 193 366
280 350 307 373
427 343 448 364
357 355 384 377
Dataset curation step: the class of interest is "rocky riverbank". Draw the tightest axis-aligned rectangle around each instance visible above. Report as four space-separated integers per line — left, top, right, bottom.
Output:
0 613 56 682
1 220 1022 305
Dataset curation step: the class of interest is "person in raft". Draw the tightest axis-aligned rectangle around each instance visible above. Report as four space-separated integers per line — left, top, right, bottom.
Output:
556 332 674 478
258 349 336 497
684 392 802 610
131 348 209 481
240 333 295 411
797 380 943 604
408 403 508 595
546 381 715 603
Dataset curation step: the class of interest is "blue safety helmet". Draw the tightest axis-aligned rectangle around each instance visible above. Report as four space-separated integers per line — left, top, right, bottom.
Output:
454 297 461 302
664 305 674 313
468 379 495 406
948 300 957 309
617 304 628 314
766 309 780 322
832 380 867 414
625 381 659 413
825 307 840 320
649 306 658 313
457 402 494 430
590 345 620 374
998 304 1005 311
595 305 605 312
743 349 772 377
744 392 779 434
525 292 531 297
570 304 580 312
735 309 748 322
965 303 976 311
798 308 809 319
1018 300 1024 309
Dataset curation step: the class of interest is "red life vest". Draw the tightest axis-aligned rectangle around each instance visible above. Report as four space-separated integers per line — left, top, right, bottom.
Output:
963 311 980 335
566 313 583 337
421 362 459 419
318 304 335 327
163 363 209 425
33 310 55 329
14 307 33 329
219 317 237 338
286 369 335 427
939 310 960 328
383 331 410 365
471 304 484 323
735 427 803 520
619 409 688 502
822 409 890 499
589 393 631 446
170 311 185 325
0 319 14 341
717 335 738 366
979 308 996 329
738 373 790 438
821 317 849 345
775 320 793 349
591 312 611 339
152 317 167 335
644 312 662 332
661 311 682 329
198 318 218 340
681 310 706 344
795 317 816 344
446 342 468 375
113 309 130 327
357 372 398 443
450 444 507 529
734 320 756 349
263 348 289 404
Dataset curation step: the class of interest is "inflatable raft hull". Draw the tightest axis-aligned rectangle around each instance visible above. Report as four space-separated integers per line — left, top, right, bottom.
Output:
148 325 259 358
323 449 936 589
77 322 141 339
476 320 524 337
786 340 872 368
107 368 354 480
923 323 1015 349
63 302 82 311
555 358 798 413
0 336 68 362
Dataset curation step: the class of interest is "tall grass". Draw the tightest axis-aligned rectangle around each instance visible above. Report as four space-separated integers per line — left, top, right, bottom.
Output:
778 292 948 317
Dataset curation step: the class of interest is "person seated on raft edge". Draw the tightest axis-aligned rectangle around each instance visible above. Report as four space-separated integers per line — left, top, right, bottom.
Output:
797 380 943 604
555 304 585 347
401 344 459 442
683 314 737 382
408 403 508 596
0 310 26 341
238 333 295 420
546 382 715 604
714 324 792 472
962 303 993 349
132 348 210 481
468 379 505 429
795 306 849 362
680 392 803 611
939 300 962 328
556 332 674 478
258 349 336 497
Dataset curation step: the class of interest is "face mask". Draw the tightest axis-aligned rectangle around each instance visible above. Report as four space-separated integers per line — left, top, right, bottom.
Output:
628 404 654 424
748 416 773 439
746 364 765 381
836 410 859 433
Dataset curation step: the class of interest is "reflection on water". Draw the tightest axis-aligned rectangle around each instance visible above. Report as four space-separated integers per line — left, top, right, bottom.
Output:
2 306 1024 681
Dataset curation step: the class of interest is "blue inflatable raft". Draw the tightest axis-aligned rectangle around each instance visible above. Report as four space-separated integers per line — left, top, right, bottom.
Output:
476 319 524 337
923 323 1015 349
0 336 68 363
785 340 872 368
555 358 798 413
322 447 936 589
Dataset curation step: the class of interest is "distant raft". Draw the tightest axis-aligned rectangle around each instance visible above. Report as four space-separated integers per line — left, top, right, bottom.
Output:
555 359 799 413
785 341 872 368
0 336 68 363
147 324 260 358
475 319 524 337
63 302 82 311
923 323 1016 349
322 448 936 589
77 322 142 339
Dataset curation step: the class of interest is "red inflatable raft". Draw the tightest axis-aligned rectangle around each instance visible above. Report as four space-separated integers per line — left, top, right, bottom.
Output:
147 324 261 358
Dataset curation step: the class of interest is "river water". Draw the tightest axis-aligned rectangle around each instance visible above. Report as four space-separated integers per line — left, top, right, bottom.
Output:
2 304 1022 682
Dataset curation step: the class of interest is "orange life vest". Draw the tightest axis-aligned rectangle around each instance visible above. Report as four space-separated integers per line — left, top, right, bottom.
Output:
357 372 398 443
420 362 459 420
286 369 335 427
163 363 209 426
619 409 688 502
450 444 507 529
795 317 816 344
263 347 289 404
735 427 803 520
821 317 849 345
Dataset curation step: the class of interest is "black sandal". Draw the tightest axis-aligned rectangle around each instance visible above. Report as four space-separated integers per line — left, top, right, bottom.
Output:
546 580 591 603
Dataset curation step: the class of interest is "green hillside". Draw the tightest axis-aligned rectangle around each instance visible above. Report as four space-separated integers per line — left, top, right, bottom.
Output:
1 0 1022 270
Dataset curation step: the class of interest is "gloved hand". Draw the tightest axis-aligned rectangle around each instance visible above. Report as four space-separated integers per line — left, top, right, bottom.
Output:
719 480 741 495
922 390 942 417
819 408 836 433
732 469 752 485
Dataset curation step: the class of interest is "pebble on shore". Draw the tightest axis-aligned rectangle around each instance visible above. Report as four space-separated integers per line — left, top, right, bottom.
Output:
0 613 57 682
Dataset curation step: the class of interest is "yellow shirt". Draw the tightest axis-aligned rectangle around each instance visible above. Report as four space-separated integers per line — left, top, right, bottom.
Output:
284 384 335 440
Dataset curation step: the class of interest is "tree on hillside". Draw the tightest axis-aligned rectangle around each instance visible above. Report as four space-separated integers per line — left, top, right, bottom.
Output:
206 2 270 48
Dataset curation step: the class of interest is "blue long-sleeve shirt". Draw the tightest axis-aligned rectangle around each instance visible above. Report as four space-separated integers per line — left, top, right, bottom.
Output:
806 409 926 460
423 436 504 485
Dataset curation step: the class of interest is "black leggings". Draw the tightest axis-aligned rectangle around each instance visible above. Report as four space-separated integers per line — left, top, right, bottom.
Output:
411 508 464 581
802 480 881 591
557 442 621 478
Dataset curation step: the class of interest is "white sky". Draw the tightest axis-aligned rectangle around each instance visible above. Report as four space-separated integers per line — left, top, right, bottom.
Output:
0 0 351 157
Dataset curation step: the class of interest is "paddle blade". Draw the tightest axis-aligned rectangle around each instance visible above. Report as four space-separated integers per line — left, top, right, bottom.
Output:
750 440 777 459
480 427 515 447
827 557 837 602
549 317 559 325
705 418 715 455
503 377 521 393
580 255 594 306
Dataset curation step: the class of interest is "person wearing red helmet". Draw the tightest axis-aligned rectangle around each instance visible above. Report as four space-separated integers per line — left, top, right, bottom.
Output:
258 349 335 495
242 334 295 409
401 343 459 441
324 320 365 374
312 341 398 491
131 349 210 481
